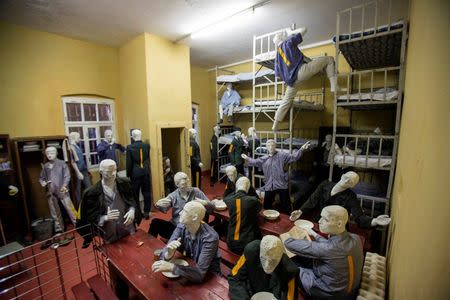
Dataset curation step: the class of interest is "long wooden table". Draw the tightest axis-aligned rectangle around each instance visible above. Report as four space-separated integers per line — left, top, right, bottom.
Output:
103 229 230 300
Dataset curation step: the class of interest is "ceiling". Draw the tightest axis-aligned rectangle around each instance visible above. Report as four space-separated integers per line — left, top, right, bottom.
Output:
0 0 409 68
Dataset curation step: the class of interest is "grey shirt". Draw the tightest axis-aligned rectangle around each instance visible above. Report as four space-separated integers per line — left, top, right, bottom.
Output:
161 223 221 283
284 232 363 298
246 149 304 191
156 187 213 225
39 159 71 197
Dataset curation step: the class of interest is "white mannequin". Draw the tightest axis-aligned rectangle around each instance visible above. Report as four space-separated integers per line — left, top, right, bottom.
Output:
260 235 284 274
225 165 238 183
235 176 251 194
303 205 349 240
155 171 191 208
152 201 206 273
40 147 69 193
68 132 84 180
213 125 221 137
273 27 307 47
99 159 135 226
104 129 115 144
131 129 142 142
248 127 258 139
290 171 391 227
322 134 332 151
189 129 203 169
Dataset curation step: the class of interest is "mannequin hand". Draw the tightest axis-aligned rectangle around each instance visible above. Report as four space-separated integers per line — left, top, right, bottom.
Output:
123 209 135 225
289 210 303 221
8 185 18 196
156 198 171 208
105 207 120 221
164 168 171 175
305 227 318 238
371 215 391 227
40 180 51 187
241 154 248 160
300 141 311 152
60 186 69 193
76 172 84 180
194 198 209 207
165 237 181 259
199 162 204 168
152 260 175 273
287 226 307 239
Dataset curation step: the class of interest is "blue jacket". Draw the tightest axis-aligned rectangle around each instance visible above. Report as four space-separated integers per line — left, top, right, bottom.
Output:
275 33 305 87
220 89 241 106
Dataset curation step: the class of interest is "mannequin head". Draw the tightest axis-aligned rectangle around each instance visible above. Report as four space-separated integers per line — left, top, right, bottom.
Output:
213 125 221 136
233 130 241 138
104 129 113 143
226 83 233 91
266 139 277 155
45 146 58 161
69 132 80 145
131 129 142 142
235 176 250 193
225 165 238 183
318 205 348 235
248 127 257 138
179 201 205 228
260 235 284 274
189 128 197 139
99 159 117 185
337 171 359 190
174 172 190 193
273 31 287 47
163 156 171 168
374 127 382 135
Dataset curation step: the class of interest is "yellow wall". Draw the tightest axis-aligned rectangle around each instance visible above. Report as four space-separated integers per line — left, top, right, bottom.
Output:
190 65 216 169
145 33 191 199
387 0 450 299
0 22 121 140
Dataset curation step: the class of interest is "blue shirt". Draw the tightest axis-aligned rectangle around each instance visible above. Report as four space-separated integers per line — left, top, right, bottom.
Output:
285 232 363 298
97 140 125 164
161 223 221 283
246 149 304 191
275 33 305 87
72 144 87 172
220 89 241 106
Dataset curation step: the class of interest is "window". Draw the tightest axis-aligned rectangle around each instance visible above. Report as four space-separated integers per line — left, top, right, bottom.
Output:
62 96 115 170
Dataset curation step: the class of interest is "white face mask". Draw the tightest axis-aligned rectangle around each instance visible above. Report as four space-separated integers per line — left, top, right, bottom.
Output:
45 149 57 161
177 177 190 193
331 172 359 196
226 84 232 91
260 248 282 274
318 208 345 235
179 208 194 226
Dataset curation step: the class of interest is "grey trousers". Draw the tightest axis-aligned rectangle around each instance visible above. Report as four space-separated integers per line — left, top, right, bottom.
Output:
219 104 234 119
48 193 77 232
274 56 335 122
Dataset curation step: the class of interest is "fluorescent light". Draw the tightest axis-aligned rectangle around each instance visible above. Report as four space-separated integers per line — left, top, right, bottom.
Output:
186 0 271 41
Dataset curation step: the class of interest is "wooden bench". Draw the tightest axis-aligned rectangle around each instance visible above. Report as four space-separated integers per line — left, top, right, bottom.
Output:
72 281 96 300
218 240 240 268
87 275 119 300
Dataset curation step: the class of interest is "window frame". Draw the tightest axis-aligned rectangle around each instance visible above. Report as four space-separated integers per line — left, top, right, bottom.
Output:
62 96 115 170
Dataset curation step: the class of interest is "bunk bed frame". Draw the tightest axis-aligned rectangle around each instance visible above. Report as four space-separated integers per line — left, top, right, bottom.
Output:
328 0 408 251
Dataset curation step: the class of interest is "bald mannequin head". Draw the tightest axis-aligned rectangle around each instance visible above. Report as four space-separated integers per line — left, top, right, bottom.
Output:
260 235 284 274
319 205 349 235
189 128 197 139
99 159 117 185
273 31 288 47
225 165 238 183
45 146 57 161
236 176 250 193
213 125 221 136
131 129 142 142
174 172 190 193
248 127 257 138
180 201 206 228
104 129 113 143
69 132 80 145
331 171 360 196
266 139 277 155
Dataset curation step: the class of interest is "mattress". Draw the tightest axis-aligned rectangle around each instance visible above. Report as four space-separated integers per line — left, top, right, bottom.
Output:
254 51 276 62
332 20 405 43
337 88 398 102
216 69 274 83
282 138 319 148
334 154 392 168
218 134 234 144
254 99 323 109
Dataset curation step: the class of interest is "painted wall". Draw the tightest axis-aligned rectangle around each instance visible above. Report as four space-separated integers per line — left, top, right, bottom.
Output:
387 0 450 299
190 65 216 169
0 22 121 140
145 33 191 199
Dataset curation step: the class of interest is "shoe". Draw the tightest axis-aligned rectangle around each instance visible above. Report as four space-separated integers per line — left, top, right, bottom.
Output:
58 235 74 247
40 240 53 250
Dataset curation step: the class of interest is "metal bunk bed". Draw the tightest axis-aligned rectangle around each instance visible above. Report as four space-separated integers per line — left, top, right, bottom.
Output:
215 125 235 182
329 0 408 229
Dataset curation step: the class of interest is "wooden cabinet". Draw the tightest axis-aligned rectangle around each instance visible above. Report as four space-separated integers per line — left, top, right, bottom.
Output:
11 136 75 240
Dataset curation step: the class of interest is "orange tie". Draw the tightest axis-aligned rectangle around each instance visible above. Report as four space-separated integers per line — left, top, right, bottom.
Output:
139 147 143 168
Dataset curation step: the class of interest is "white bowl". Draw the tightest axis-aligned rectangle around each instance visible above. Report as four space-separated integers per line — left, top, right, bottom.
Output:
263 210 280 220
162 258 189 278
215 203 228 211
294 219 314 230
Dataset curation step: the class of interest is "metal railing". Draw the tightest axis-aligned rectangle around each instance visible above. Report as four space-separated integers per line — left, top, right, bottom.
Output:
0 225 109 300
